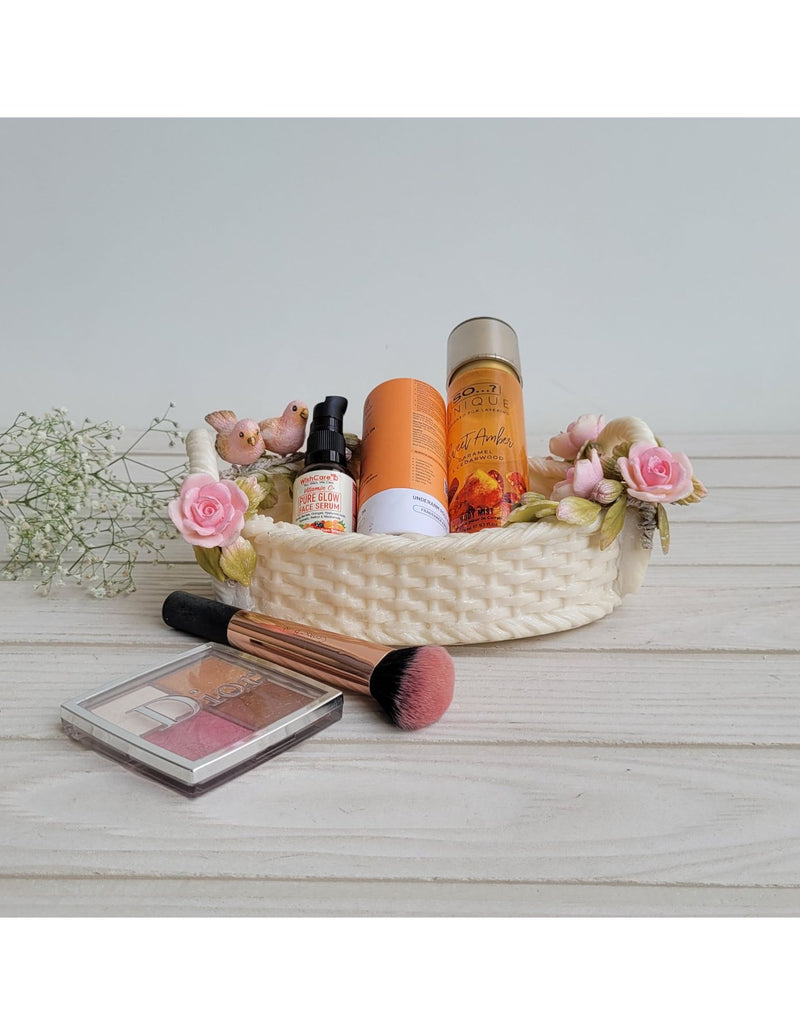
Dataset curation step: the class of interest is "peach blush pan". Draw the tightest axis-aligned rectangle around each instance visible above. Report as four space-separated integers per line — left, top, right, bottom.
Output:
60 643 343 796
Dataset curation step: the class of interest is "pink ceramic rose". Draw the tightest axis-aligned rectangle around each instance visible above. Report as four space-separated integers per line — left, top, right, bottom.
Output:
168 473 249 548
549 414 606 461
617 442 693 503
551 448 605 501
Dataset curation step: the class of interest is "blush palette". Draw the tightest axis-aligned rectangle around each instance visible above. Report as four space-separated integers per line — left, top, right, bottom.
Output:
61 643 343 795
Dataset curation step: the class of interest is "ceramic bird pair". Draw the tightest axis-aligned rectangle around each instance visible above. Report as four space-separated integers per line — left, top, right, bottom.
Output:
206 401 309 465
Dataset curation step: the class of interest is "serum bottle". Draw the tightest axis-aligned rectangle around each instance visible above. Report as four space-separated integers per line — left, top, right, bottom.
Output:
292 396 357 534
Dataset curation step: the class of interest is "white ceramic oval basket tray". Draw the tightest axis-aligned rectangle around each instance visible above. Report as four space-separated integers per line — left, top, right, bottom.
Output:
184 428 651 646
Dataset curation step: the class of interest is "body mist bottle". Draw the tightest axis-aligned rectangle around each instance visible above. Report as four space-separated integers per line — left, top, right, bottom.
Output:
446 317 529 533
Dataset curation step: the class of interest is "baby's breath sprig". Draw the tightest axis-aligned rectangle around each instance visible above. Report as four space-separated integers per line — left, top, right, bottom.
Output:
0 405 187 597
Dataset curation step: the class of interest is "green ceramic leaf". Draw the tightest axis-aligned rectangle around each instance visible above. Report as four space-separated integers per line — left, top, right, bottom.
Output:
504 498 559 524
599 494 627 550
257 473 279 511
674 476 709 505
220 537 257 586
193 545 225 582
657 503 671 554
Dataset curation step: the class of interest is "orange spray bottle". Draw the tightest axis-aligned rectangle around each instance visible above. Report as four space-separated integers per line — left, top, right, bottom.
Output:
357 378 449 536
445 317 529 533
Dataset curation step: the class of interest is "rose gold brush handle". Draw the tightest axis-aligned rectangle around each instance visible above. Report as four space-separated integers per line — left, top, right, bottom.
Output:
227 610 393 696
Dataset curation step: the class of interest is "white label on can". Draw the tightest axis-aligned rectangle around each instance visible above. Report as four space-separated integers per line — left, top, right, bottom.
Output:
357 487 449 536
292 470 356 533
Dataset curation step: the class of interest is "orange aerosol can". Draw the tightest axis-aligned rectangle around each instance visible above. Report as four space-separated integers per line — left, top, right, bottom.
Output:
446 317 528 533
357 378 449 536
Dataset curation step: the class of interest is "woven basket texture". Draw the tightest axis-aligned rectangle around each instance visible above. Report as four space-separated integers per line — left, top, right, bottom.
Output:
185 428 649 646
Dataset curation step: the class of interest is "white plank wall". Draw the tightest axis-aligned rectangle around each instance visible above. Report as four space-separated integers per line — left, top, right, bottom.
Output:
1 433 798 916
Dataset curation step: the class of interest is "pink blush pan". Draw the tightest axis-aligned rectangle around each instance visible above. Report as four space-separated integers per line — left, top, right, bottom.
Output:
143 710 250 760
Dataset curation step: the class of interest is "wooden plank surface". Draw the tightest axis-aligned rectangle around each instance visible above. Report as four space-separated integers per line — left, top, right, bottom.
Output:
3 878 800 918
2 568 795 651
4 645 798 746
1 432 798 917
3 740 800 886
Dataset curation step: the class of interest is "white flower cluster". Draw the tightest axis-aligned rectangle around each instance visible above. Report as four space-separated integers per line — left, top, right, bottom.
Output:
1 406 186 596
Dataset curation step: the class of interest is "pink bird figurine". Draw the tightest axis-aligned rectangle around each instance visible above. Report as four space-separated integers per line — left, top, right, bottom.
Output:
259 400 309 456
205 410 267 466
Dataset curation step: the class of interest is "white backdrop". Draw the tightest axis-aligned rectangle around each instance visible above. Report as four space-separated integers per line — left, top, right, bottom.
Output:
1 118 797 437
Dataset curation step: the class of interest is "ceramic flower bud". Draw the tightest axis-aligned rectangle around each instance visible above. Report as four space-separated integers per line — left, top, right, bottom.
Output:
235 475 269 519
549 415 607 461
555 496 602 526
593 478 624 505
551 449 604 501
572 449 604 498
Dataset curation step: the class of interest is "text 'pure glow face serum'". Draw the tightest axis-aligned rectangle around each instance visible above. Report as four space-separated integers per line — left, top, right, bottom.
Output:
292 396 357 534
446 317 529 533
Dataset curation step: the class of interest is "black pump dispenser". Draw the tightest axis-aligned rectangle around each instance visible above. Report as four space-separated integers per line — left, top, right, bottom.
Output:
304 396 348 468
293 395 356 532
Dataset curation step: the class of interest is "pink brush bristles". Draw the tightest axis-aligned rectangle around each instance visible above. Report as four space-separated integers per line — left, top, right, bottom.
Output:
369 644 455 729
391 646 455 730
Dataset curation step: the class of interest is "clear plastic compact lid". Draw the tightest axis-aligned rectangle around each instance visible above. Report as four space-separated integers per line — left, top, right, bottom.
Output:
61 642 343 795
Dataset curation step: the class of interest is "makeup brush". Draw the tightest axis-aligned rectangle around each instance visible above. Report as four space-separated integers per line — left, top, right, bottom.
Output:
162 591 454 730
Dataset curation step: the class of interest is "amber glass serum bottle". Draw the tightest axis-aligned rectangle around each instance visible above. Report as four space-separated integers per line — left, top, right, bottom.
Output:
446 317 529 533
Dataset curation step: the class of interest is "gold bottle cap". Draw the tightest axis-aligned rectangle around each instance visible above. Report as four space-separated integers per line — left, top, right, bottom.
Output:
446 316 521 383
